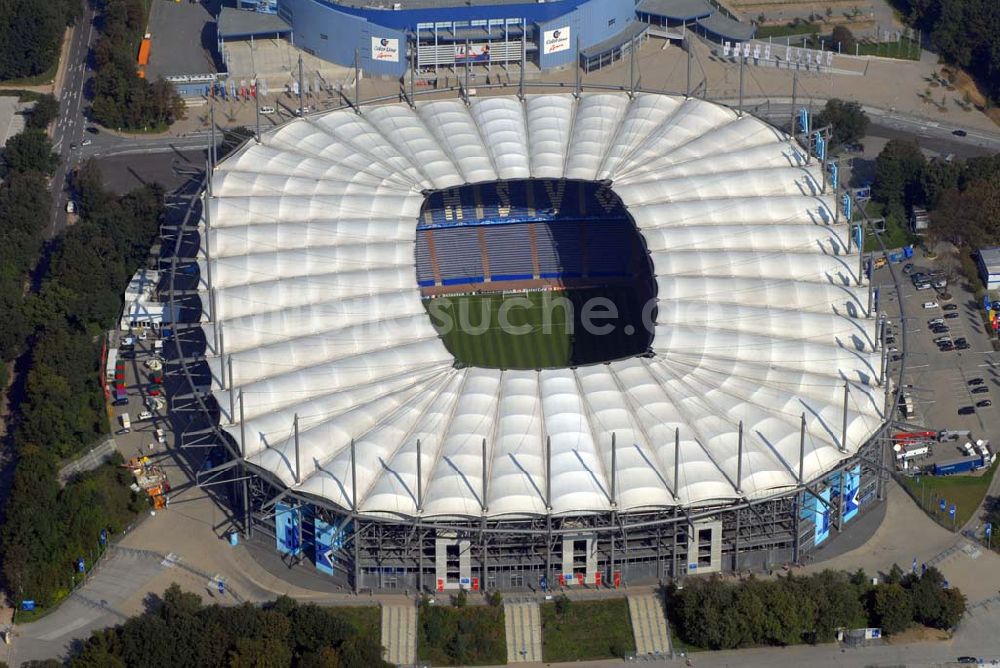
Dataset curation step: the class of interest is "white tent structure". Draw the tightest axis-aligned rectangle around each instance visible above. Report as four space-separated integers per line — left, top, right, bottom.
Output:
197 93 886 522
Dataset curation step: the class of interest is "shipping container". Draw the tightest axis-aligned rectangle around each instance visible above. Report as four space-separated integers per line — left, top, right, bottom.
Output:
933 455 985 476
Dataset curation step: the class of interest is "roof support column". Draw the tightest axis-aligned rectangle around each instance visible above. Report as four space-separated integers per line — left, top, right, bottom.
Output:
798 412 806 484
685 37 692 98
840 382 850 453
673 427 680 502
737 49 744 117
351 438 360 594
227 355 235 423
293 413 300 484
239 389 252 538
736 420 744 494
354 49 361 114
574 36 581 98
416 438 423 594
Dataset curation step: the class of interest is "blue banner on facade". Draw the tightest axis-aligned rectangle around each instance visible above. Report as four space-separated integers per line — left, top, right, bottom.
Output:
314 518 350 575
842 465 861 523
801 488 831 545
275 502 302 556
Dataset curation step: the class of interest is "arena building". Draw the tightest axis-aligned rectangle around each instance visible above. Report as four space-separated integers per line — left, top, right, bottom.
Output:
171 89 892 593
216 0 753 77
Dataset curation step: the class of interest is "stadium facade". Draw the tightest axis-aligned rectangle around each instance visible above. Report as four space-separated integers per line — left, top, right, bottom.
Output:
174 90 892 593
217 0 753 77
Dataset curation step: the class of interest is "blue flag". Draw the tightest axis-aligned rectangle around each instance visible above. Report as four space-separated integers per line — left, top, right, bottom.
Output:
949 504 956 518
939 499 946 512
986 523 992 538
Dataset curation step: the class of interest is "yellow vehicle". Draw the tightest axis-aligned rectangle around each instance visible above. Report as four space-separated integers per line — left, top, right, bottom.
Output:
873 256 888 270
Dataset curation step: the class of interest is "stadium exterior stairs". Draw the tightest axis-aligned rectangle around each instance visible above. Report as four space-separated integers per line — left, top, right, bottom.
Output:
504 600 542 663
628 594 671 658
381 603 417 666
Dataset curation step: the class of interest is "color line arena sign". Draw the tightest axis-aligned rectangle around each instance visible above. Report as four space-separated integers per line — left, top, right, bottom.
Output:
371 37 400 62
543 27 571 54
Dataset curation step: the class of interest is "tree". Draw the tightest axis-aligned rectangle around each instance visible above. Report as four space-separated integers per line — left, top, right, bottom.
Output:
831 25 857 54
870 583 913 634
929 173 1000 246
2 129 58 175
26 94 59 129
815 98 869 148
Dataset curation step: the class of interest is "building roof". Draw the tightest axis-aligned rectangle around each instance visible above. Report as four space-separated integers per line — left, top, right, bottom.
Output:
696 11 756 40
581 22 648 59
980 247 1000 272
197 92 883 520
120 269 166 330
217 7 291 38
145 1 219 78
635 0 712 21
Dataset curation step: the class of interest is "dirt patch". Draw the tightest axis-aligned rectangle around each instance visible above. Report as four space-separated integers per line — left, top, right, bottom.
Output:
941 66 1000 127
885 625 952 644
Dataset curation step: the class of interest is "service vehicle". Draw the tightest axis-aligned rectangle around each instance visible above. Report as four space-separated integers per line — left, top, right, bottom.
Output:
922 301 938 309
137 410 153 421
154 428 166 444
119 413 131 433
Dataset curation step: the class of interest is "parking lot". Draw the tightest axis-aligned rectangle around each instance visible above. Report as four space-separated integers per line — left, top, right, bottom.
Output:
878 254 1000 474
109 328 174 465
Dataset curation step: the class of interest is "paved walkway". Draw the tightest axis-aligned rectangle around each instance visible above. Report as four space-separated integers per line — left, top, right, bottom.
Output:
504 601 542 663
628 594 671 657
381 603 417 666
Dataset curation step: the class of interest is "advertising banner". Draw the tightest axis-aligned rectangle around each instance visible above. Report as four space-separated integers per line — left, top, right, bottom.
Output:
801 488 832 545
371 37 400 62
314 518 349 575
842 465 861 523
454 43 491 62
543 27 571 54
275 502 302 556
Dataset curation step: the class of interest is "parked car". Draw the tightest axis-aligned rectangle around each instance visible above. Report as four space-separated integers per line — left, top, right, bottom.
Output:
968 378 985 386
154 428 166 444
955 342 970 350
952 129 968 137
81 138 92 146
959 406 975 415
972 386 990 395
945 312 959 319
137 410 153 421
922 301 939 309
903 263 914 274
943 303 959 311
976 400 992 408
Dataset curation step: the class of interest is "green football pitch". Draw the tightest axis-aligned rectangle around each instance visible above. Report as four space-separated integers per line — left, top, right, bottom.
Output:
423 286 652 370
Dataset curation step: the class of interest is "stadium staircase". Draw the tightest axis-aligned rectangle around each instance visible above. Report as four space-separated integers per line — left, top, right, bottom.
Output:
381 603 417 665
628 594 672 658
504 600 542 663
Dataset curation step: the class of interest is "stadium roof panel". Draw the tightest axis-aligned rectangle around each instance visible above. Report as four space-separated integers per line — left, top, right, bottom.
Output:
201 92 885 519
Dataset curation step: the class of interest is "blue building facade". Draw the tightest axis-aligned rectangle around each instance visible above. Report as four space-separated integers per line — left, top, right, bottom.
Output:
269 0 643 76
222 0 749 77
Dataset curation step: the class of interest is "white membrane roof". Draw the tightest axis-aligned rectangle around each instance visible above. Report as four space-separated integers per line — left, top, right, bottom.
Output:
198 93 886 520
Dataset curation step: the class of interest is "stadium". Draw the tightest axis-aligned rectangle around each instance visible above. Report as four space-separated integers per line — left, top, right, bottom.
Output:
171 89 892 593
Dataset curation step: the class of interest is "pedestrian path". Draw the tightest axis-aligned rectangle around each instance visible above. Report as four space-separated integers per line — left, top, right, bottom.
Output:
628 594 671 657
381 603 417 666
504 600 542 663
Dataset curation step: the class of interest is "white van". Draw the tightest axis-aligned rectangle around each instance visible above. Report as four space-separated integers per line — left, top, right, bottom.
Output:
65 200 76 214
120 413 131 433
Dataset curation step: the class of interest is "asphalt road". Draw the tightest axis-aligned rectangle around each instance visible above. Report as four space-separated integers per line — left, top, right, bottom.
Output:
48 7 97 237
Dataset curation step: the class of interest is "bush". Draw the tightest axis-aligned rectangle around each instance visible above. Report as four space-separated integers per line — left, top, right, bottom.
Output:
831 25 857 53
25 94 59 129
68 587 388 667
418 599 506 666
2 129 58 176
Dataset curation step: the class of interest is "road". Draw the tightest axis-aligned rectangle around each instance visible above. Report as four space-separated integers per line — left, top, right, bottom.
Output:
733 99 1000 156
48 7 97 237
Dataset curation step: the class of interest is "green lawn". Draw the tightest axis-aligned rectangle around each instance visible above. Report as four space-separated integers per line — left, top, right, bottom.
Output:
856 36 921 61
426 290 571 369
424 284 652 369
755 22 820 40
418 603 506 666
327 605 381 644
900 460 998 529
541 598 636 662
